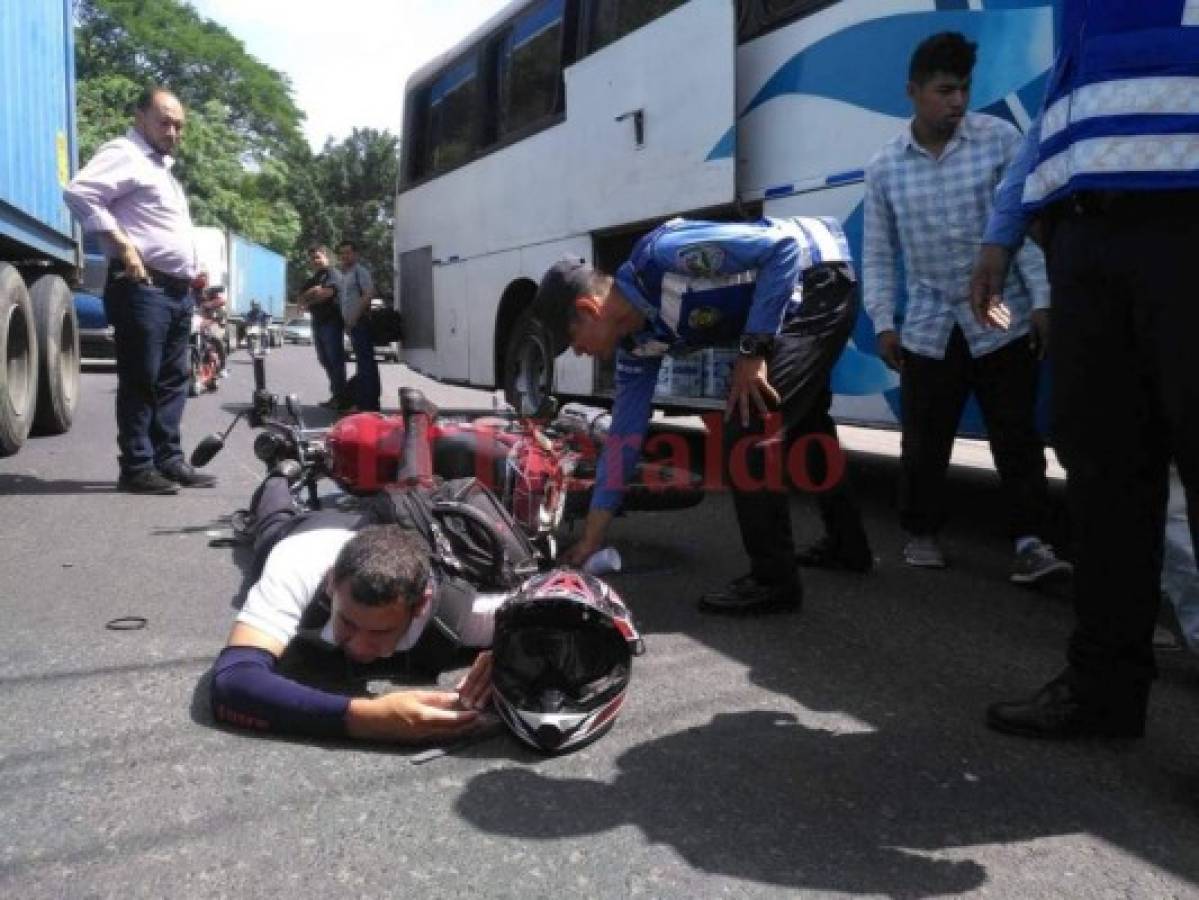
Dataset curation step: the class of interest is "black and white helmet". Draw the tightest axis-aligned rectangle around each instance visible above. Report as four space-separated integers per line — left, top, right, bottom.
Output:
492 569 644 753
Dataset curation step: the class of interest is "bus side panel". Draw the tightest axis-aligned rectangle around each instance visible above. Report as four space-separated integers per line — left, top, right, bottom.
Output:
466 250 521 386
561 0 736 232
433 261 469 382
396 1 737 389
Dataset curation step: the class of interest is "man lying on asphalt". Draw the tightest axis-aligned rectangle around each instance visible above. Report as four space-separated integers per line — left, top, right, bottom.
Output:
210 473 500 744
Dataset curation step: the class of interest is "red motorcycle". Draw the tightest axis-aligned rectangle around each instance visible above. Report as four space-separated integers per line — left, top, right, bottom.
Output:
191 357 703 561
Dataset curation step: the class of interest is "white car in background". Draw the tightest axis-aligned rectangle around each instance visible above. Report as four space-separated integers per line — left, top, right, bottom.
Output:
282 315 313 344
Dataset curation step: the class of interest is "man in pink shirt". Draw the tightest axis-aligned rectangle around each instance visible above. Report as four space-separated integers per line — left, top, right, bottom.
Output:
64 86 213 494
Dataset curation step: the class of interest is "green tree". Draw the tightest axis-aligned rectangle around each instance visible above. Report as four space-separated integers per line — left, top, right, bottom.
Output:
293 128 399 297
74 0 304 157
73 0 302 255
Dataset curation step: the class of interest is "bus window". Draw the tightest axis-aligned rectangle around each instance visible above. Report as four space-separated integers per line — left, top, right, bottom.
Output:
587 0 687 53
737 0 839 42
426 55 480 174
500 0 566 137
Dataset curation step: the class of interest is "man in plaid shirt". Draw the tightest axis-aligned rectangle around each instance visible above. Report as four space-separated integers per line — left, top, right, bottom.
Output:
862 32 1070 584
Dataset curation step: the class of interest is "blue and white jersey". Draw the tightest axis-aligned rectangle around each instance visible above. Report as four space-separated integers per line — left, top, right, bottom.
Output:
593 217 851 512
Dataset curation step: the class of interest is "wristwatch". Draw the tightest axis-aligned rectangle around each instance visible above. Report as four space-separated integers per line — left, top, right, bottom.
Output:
737 333 774 358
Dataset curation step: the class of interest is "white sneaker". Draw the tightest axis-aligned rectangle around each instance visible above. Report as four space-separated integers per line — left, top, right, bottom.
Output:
1010 540 1073 585
903 535 947 569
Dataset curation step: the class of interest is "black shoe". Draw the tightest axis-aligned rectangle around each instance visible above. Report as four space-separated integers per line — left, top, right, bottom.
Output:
159 459 217 488
986 672 1147 740
399 387 438 420
118 469 180 495
698 573 802 615
795 536 874 573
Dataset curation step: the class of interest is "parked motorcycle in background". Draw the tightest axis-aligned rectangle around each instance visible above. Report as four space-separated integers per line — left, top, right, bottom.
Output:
189 284 228 396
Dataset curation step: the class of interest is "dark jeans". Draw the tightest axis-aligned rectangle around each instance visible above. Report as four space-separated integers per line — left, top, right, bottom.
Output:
350 320 381 411
247 474 363 575
723 264 869 585
899 327 1049 540
102 278 193 474
1048 206 1199 691
312 317 346 398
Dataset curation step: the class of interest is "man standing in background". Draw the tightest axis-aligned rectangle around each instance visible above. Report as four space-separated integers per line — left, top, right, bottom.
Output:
297 245 348 410
337 240 380 413
862 33 1067 583
64 86 214 494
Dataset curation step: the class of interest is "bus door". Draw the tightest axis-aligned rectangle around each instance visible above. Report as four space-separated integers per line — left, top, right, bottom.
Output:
565 0 738 230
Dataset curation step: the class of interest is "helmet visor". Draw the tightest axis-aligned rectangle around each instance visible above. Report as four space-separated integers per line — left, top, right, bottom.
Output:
494 623 629 710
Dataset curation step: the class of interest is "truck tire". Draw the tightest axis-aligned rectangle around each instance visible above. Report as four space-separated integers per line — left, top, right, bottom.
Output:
30 274 80 435
502 310 554 414
0 263 39 455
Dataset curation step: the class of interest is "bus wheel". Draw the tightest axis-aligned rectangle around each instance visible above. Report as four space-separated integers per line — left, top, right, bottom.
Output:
0 264 39 455
30 274 80 436
502 311 553 414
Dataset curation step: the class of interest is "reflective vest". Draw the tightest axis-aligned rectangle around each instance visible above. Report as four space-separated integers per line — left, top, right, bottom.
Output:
1023 0 1199 208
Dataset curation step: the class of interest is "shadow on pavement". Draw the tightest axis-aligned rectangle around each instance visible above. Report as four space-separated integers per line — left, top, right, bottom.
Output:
0 473 118 496
458 710 990 896
456 447 1199 894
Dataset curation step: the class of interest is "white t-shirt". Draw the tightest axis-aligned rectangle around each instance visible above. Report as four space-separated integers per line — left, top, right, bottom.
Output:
236 525 501 652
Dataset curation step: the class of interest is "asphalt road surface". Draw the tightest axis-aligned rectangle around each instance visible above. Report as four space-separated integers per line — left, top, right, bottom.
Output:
2 346 1198 899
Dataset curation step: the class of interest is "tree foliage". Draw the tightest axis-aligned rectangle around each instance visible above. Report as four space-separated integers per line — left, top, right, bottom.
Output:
73 0 398 293
75 0 303 157
292 129 399 297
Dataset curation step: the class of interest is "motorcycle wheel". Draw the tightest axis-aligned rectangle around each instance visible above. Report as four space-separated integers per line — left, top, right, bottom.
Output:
203 338 223 392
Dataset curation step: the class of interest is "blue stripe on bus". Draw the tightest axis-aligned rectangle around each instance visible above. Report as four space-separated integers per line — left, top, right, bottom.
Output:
513 0 564 50
765 184 794 198
431 57 477 103
825 169 864 186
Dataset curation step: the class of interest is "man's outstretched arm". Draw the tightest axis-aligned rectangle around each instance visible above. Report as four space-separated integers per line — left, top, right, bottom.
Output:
211 622 483 743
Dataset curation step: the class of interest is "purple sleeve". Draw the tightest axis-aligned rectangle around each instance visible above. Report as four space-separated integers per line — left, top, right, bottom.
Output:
211 646 350 739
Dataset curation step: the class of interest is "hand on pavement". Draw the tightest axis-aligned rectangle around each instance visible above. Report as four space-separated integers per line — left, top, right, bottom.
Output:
455 651 493 711
347 690 481 743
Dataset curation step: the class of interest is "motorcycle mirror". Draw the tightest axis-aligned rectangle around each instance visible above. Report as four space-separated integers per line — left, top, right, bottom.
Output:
190 433 225 468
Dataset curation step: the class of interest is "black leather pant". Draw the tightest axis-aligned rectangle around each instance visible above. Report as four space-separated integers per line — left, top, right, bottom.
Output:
1048 198 1199 692
723 264 869 585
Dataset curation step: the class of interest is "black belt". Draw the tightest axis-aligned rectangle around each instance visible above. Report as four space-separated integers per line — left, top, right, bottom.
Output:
1059 189 1199 220
108 260 191 296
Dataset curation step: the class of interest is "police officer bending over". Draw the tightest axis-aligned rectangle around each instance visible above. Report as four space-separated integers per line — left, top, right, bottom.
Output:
539 217 873 615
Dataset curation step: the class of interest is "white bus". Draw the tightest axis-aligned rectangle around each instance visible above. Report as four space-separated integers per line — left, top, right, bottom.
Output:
395 0 1057 434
